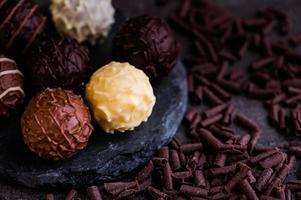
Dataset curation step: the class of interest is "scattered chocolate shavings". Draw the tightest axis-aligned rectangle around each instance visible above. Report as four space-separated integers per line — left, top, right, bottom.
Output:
55 1 301 199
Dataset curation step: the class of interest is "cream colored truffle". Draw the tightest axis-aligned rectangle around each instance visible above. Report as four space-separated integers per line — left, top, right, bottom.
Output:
50 0 115 44
86 62 156 133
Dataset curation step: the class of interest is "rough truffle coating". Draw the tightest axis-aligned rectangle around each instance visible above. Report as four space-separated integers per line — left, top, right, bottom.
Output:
86 62 156 133
0 54 25 117
113 15 179 79
50 0 115 45
0 0 47 56
26 37 91 90
21 88 93 160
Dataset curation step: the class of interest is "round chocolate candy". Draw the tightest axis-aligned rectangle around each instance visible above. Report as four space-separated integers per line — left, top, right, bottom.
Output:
113 15 179 79
0 54 25 118
26 36 91 90
86 62 156 133
0 0 47 56
50 0 115 45
21 88 93 160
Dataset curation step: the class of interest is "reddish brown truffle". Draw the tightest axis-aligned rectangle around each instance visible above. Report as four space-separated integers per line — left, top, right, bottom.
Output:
21 88 93 160
113 15 179 79
0 0 47 56
0 54 24 117
26 37 91 90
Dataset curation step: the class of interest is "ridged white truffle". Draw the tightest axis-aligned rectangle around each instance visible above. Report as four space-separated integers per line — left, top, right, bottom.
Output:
85 62 156 133
50 0 115 44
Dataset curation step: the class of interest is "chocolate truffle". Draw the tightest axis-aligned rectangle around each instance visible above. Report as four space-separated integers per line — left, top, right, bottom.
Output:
113 15 179 79
26 36 91 90
0 0 47 56
21 88 93 160
50 0 115 45
0 54 25 117
86 62 156 133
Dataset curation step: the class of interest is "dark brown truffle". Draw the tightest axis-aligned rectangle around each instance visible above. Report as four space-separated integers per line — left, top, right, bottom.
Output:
113 15 179 79
26 36 91 90
21 88 93 160
0 54 24 117
0 0 47 56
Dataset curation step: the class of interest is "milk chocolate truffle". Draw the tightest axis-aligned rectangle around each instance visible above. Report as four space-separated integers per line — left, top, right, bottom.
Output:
50 0 115 45
86 62 156 133
26 36 91 90
0 0 47 56
21 88 93 160
113 15 179 79
0 54 24 117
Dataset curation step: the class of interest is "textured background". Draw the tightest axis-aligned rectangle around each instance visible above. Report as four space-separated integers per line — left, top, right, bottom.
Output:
1 0 301 199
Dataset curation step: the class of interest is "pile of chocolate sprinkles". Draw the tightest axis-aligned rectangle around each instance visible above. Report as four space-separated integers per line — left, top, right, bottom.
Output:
46 0 301 199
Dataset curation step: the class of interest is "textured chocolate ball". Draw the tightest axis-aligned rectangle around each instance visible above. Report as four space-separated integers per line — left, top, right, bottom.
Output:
113 15 179 79
0 54 25 117
51 0 115 45
0 0 47 56
21 88 93 160
26 36 91 90
86 62 156 133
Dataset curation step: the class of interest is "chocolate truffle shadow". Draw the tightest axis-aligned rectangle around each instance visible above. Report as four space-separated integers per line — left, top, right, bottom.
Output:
88 10 125 70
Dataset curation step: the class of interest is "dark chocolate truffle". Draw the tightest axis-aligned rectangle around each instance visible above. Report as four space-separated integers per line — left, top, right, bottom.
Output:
113 15 179 79
21 88 93 160
26 36 91 90
0 54 25 117
0 0 47 56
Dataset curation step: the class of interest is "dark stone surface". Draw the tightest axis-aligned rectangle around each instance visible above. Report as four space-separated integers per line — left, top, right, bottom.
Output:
0 0 187 191
0 61 187 189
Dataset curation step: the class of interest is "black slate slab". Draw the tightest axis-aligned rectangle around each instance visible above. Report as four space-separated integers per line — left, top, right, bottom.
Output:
0 61 187 189
0 0 188 190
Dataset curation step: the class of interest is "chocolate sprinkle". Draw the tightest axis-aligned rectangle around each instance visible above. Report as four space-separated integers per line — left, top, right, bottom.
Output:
179 184 208 198
65 189 78 200
87 186 103 200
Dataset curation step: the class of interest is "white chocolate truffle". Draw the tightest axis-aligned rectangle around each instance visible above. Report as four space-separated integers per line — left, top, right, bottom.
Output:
50 0 115 44
85 62 156 133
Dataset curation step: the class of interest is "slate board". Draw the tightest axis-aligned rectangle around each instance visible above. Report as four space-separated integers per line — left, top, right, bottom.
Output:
0 62 187 189
0 0 188 190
